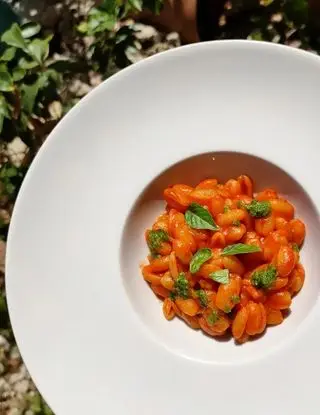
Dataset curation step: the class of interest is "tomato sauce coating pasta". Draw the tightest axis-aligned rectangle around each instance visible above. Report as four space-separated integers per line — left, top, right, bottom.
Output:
141 175 306 343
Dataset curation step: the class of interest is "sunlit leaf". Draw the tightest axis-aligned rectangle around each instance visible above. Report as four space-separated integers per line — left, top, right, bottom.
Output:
0 72 14 92
27 36 52 64
128 0 143 11
1 23 27 50
21 82 40 113
19 57 39 69
77 21 88 33
0 95 10 118
0 47 16 62
21 22 41 38
12 67 26 81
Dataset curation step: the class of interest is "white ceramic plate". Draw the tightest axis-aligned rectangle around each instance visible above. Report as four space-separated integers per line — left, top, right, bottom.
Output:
6 40 320 415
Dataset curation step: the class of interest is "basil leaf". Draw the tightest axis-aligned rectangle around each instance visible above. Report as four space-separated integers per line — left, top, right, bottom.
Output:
173 273 189 299
207 310 219 325
245 200 271 218
196 289 208 307
189 248 212 274
147 229 169 256
221 243 261 256
251 265 277 289
209 269 230 284
185 203 219 231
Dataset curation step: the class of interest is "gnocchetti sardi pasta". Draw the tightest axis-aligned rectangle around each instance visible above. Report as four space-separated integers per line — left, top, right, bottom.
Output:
141 175 306 343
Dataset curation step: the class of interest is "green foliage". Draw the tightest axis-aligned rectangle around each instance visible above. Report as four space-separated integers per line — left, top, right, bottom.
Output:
220 0 315 50
77 0 164 75
0 23 65 152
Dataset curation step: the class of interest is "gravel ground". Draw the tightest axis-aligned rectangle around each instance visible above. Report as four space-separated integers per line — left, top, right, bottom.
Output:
0 3 180 411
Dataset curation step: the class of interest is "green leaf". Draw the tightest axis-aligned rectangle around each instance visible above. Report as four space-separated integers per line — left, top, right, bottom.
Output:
185 203 219 231
1 23 27 50
221 243 261 256
143 0 164 13
0 95 10 118
173 272 189 299
12 67 26 81
5 166 18 177
190 248 212 274
0 72 14 92
21 82 40 114
207 310 219 326
245 200 271 218
19 57 39 69
251 265 277 289
27 36 51 64
209 269 230 284
5 182 15 195
0 47 16 62
196 289 208 307
147 229 169 256
21 22 41 39
248 30 263 41
87 9 116 34
77 21 88 34
129 0 143 11
231 295 240 304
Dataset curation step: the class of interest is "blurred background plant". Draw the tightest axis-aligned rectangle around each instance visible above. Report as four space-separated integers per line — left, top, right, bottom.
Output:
0 0 318 413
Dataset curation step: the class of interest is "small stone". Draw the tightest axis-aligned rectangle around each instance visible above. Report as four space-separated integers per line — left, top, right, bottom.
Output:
125 46 144 64
20 364 30 378
134 23 160 43
271 13 283 23
68 79 92 97
25 410 35 415
8 371 24 385
48 101 63 120
8 408 23 415
288 40 302 48
14 379 30 394
8 358 21 371
6 137 28 168
0 334 9 351
10 346 21 361
0 377 10 394
166 32 180 47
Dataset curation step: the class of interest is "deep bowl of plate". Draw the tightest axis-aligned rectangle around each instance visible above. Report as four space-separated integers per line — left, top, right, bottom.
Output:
6 40 320 415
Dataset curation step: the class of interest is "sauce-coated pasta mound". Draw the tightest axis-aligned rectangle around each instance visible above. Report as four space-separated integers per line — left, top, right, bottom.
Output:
141 176 306 343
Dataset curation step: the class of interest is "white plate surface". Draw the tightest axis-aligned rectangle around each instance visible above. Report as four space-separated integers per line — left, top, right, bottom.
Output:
6 40 320 415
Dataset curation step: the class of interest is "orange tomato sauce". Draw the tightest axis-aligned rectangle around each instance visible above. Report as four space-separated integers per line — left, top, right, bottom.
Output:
141 175 306 343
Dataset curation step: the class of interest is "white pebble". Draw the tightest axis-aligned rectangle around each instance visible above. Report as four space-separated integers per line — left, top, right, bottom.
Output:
14 379 30 394
0 378 10 394
8 371 24 385
10 346 21 361
0 335 9 351
134 23 160 43
8 408 23 415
